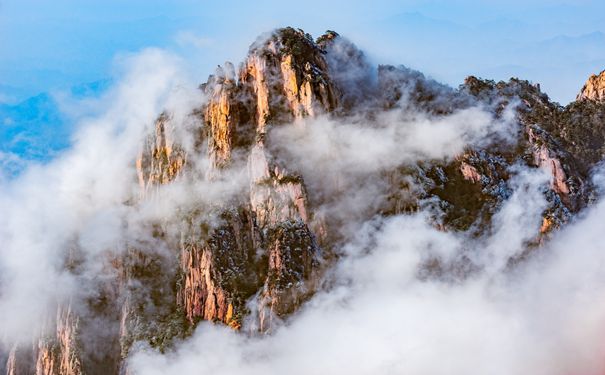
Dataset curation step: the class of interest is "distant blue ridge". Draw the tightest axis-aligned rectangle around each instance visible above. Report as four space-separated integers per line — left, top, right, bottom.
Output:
0 79 111 175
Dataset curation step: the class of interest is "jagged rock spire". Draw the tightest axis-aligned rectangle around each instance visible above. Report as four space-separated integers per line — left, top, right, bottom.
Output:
577 69 605 101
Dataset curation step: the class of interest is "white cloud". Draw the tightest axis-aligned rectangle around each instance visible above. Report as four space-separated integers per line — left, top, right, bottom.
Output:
0 48 202 344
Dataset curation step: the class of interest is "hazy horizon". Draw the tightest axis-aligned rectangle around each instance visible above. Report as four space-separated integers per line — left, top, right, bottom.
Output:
1 1 605 105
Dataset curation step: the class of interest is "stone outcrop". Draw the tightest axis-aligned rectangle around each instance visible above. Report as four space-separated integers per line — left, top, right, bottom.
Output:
258 220 320 331
34 305 83 375
459 162 482 184
179 28 331 331
116 245 183 365
202 63 249 169
529 130 570 196
136 113 186 192
456 76 598 235
240 28 338 130
577 69 605 101
178 208 261 329
5 346 34 375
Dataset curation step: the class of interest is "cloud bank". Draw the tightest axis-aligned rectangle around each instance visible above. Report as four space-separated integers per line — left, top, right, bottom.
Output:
129 166 605 375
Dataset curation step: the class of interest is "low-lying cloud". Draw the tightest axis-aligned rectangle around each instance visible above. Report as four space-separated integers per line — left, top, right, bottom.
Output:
128 163 605 375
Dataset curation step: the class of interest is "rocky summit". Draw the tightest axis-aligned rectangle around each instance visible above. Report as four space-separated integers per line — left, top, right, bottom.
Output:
578 69 605 102
5 27 605 375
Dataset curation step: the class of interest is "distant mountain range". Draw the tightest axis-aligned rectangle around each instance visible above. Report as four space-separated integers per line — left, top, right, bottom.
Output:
0 80 111 169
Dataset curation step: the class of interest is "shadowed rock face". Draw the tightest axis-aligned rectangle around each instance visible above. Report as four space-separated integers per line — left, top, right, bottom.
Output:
179 208 263 329
5 27 605 374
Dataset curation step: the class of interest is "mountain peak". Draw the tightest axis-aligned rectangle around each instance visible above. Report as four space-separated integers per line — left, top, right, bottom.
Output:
577 69 605 101
248 27 324 57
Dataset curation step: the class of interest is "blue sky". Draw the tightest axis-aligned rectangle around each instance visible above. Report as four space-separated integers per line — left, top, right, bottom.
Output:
1 0 605 166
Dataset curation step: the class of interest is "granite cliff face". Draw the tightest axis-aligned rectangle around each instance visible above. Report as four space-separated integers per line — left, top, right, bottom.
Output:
178 28 335 333
4 27 605 374
5 305 83 375
577 70 605 102
136 113 186 191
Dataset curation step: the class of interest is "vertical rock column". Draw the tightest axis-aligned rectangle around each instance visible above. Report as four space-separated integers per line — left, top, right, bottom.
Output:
34 304 83 375
239 28 338 331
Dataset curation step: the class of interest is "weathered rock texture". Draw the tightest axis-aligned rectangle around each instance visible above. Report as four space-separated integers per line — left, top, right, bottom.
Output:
179 208 262 329
179 28 331 331
136 113 186 192
28 305 83 375
577 69 605 101
240 28 338 130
